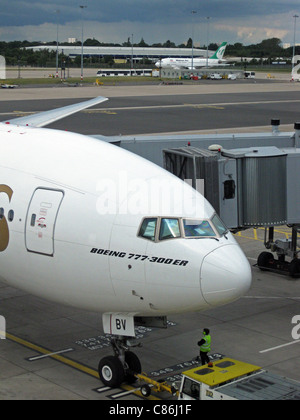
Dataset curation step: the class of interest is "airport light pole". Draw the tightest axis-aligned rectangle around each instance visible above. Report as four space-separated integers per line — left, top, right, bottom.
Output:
55 9 60 78
293 14 299 70
191 10 197 70
206 17 210 68
80 5 87 81
131 34 134 75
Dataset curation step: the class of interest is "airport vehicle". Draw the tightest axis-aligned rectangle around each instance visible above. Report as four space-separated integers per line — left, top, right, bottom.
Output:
227 73 237 80
1 84 18 89
137 372 178 398
134 356 300 400
0 97 252 388
96 69 153 77
209 73 222 80
156 42 228 70
178 358 300 400
244 71 256 79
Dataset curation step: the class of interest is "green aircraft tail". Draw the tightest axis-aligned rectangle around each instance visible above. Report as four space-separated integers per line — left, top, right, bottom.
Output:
210 42 227 60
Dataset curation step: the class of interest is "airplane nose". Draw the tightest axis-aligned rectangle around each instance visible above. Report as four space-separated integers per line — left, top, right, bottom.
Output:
200 244 252 307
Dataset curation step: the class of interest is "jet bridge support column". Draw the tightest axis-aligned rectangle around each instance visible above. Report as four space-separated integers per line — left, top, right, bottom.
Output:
294 123 300 148
258 225 300 277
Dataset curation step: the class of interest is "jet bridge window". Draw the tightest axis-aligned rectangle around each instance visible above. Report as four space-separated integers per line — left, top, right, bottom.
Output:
138 218 157 241
183 219 216 238
159 218 181 241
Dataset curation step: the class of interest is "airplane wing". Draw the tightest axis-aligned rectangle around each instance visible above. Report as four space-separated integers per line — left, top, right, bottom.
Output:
4 96 108 128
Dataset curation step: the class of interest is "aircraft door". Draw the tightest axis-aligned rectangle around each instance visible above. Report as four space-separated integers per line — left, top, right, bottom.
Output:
25 188 64 256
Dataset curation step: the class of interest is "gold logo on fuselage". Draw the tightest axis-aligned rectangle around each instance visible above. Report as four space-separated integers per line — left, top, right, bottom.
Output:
0 185 13 252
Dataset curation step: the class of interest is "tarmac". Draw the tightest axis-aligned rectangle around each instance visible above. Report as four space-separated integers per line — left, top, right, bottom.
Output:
0 76 300 400
1 74 299 103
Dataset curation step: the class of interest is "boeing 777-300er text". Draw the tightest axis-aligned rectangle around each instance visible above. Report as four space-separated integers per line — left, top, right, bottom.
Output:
0 96 251 387
156 42 228 70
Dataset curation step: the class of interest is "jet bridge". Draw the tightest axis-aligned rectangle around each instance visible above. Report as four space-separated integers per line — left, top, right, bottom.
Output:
96 120 300 277
162 125 300 277
163 145 288 230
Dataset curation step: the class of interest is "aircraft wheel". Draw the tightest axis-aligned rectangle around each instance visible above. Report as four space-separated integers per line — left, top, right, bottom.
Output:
289 258 300 278
98 356 125 388
141 384 152 397
257 252 274 271
124 351 142 384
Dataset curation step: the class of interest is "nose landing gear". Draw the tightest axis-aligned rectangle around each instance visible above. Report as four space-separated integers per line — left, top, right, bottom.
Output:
98 337 142 388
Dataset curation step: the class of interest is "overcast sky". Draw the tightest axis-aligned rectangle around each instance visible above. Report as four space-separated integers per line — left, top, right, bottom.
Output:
1 0 300 46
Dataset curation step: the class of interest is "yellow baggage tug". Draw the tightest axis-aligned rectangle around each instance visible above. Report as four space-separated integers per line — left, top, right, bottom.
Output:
177 358 300 400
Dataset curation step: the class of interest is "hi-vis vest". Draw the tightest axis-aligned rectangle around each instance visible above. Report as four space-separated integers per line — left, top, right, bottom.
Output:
200 335 211 353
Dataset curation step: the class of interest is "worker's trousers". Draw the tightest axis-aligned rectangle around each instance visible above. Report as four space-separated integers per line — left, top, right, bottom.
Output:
200 351 210 366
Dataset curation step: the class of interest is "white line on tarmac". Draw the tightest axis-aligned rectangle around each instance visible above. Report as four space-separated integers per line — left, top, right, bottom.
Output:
86 98 300 112
2 98 300 118
259 340 300 353
28 347 74 361
110 388 142 399
243 296 300 300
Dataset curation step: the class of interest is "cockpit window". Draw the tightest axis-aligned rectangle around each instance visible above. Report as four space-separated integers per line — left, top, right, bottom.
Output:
159 218 181 241
138 218 157 241
212 213 228 236
183 219 215 237
138 215 228 242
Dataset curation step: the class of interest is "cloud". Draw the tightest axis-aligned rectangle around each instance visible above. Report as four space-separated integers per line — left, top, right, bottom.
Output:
0 0 299 45
214 10 295 44
0 20 192 44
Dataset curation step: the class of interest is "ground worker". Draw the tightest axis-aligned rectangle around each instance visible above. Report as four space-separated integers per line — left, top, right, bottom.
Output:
197 328 211 366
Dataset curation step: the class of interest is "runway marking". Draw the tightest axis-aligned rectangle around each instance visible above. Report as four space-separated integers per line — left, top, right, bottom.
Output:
2 98 300 120
27 347 74 361
235 227 298 243
187 105 225 110
94 384 160 400
94 386 113 394
83 98 300 113
109 388 143 399
84 110 117 115
108 384 160 401
243 295 300 300
5 332 99 378
259 340 300 353
0 111 35 117
5 331 162 400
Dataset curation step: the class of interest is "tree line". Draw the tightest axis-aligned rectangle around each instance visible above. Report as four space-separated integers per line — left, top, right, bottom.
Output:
0 37 298 67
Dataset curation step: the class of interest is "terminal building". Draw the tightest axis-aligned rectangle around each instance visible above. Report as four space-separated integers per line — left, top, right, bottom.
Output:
26 45 241 79
26 45 214 62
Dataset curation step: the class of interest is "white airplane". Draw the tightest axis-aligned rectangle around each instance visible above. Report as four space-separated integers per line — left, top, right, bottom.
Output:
156 42 228 70
0 96 251 387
